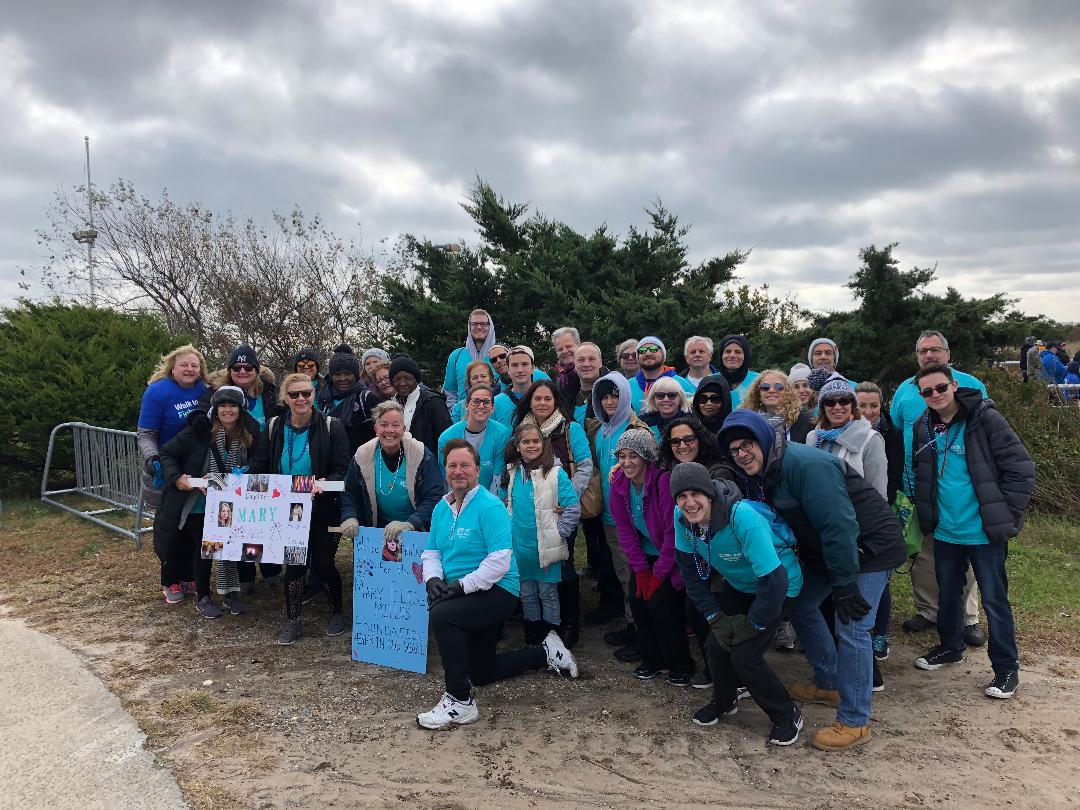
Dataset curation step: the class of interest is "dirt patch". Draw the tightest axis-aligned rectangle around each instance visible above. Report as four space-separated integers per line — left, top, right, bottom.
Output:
3 507 1080 809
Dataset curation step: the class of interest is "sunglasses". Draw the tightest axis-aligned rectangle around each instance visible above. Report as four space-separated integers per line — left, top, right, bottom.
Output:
669 436 698 447
637 346 661 355
919 383 952 398
759 383 786 392
231 364 255 373
296 361 317 369
489 353 509 363
821 397 852 408
619 352 637 361
653 391 680 400
287 389 314 400
697 393 725 404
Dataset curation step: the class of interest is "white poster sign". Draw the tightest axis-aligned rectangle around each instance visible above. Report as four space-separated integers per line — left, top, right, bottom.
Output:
201 473 314 565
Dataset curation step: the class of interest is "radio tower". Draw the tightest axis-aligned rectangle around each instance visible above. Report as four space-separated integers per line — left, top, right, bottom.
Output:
72 136 98 306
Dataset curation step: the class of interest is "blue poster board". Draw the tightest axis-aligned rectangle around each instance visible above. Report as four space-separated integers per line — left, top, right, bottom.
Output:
351 528 430 674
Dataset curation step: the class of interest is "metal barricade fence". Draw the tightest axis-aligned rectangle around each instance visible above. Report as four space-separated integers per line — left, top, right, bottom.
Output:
40 422 151 547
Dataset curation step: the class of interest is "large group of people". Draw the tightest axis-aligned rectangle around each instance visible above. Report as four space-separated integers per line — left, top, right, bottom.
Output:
139 315 1036 749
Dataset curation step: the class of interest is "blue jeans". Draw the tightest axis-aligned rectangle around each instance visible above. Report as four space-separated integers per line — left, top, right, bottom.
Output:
790 568 890 727
935 540 1018 673
520 579 561 624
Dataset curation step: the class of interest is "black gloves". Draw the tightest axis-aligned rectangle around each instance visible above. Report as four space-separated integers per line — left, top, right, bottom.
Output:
425 578 465 607
832 582 871 624
189 410 210 438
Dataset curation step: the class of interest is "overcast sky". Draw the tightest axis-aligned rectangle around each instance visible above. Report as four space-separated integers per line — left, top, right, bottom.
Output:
3 1 1079 321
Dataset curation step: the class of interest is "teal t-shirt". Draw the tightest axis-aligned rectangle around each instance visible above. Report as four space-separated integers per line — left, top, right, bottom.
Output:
280 425 313 475
729 371 761 410
933 421 989 545
674 501 802 597
629 483 660 556
190 494 206 514
374 450 414 523
506 466 578 583
427 488 520 596
492 391 523 426
596 423 628 525
437 420 511 491
248 395 266 428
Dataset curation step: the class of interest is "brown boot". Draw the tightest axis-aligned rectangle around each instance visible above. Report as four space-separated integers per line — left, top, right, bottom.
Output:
812 721 871 751
788 682 841 707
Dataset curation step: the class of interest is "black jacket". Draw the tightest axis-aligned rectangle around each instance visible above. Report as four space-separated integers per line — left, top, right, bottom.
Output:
691 374 733 439
249 409 352 522
404 385 452 456
787 410 814 445
876 411 904 505
913 388 1035 544
317 380 380 452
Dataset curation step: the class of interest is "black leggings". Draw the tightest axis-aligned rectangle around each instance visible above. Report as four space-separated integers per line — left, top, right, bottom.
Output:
284 514 342 619
164 518 212 596
628 570 694 675
429 587 546 701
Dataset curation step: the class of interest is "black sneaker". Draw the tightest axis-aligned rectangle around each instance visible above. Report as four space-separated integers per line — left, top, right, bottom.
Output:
665 671 693 687
585 601 623 625
604 624 637 646
914 644 964 670
872 659 884 692
902 614 935 633
277 619 302 646
964 624 987 648
690 671 713 689
692 701 737 727
767 708 804 747
632 665 662 681
985 670 1019 699
326 612 348 637
222 594 246 616
614 642 642 663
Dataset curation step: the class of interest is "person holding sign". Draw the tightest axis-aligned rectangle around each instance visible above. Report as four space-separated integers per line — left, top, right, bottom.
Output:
670 462 804 746
155 386 262 618
341 400 445 540
250 373 352 646
418 440 578 730
437 385 510 492
499 423 581 645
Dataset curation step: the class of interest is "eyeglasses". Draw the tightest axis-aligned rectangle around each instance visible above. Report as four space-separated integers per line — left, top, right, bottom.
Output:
469 321 489 329
637 346 661 356
697 393 725 404
653 392 680 400
916 346 947 356
619 352 637 361
822 397 852 408
231 364 255 373
669 436 698 447
728 439 756 458
759 383 786 392
489 353 508 363
919 383 952 398
287 390 314 400
469 399 493 407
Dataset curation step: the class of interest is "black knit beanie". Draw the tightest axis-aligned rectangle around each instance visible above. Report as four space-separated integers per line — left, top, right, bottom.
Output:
328 344 361 378
389 355 423 383
227 345 259 370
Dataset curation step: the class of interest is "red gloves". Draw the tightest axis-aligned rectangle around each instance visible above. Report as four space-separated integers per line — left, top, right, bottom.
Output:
634 569 654 600
642 572 663 601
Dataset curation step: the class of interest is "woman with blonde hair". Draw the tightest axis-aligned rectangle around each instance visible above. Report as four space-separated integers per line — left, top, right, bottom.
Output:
740 369 814 444
640 376 691 442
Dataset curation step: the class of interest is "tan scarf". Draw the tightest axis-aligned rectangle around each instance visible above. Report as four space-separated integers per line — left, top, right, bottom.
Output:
522 410 565 439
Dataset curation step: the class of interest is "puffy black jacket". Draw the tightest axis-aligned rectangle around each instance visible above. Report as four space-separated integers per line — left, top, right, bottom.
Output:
913 388 1035 544
878 411 904 505
405 385 452 456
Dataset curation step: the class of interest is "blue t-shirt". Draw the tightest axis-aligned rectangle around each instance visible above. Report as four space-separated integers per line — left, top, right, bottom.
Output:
248 395 266 428
437 420 511 491
280 425 313 476
932 421 989 546
674 501 802 597
506 466 578 583
891 369 987 497
427 488 520 596
729 371 761 410
138 378 207 447
374 450 414 523
629 483 660 556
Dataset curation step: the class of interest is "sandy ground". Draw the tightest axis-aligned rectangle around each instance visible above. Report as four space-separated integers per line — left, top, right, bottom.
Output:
2 508 1079 809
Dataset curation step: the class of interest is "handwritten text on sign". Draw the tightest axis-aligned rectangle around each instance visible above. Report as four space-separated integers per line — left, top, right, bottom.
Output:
201 473 314 565
351 528 429 675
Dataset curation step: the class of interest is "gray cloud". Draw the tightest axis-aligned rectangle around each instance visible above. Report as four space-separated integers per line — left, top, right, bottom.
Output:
2 0 1079 322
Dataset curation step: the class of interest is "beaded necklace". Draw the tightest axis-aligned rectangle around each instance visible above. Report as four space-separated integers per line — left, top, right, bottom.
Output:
377 446 405 495
933 419 962 477
689 521 712 581
285 422 310 471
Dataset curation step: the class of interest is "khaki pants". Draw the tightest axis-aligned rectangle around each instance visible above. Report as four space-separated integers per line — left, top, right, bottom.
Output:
603 523 634 624
910 534 980 625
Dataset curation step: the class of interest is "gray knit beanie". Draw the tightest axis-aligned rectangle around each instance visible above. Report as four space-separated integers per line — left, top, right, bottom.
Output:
362 348 391 366
669 462 714 501
818 372 856 403
788 363 811 384
614 428 658 462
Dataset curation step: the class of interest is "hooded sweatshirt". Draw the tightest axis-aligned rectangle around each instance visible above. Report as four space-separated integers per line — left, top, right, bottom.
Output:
717 335 760 409
691 373 733 439
592 372 653 525
443 313 497 409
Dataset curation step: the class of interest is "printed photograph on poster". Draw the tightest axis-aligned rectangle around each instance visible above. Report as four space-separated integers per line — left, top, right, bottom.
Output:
352 528 429 675
283 546 306 565
201 472 314 564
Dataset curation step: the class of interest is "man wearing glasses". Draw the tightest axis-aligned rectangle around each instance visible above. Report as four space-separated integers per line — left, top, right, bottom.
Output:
436 386 510 492
909 363 1033 701
444 309 498 410
890 330 988 644
628 336 697 412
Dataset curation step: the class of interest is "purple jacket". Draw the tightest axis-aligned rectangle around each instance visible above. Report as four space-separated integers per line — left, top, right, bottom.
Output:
610 464 684 591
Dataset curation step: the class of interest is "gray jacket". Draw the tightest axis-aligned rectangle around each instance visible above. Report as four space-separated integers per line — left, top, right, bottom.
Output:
806 417 888 500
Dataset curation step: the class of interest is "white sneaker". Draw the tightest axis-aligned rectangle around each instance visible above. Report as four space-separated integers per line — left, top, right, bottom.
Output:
416 692 479 730
542 630 579 678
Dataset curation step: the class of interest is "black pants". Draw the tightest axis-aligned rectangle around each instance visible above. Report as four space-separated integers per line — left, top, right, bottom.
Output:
707 584 795 727
283 512 342 619
582 515 622 602
430 587 547 701
685 591 711 676
238 561 283 584
164 518 212 596
628 570 694 675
